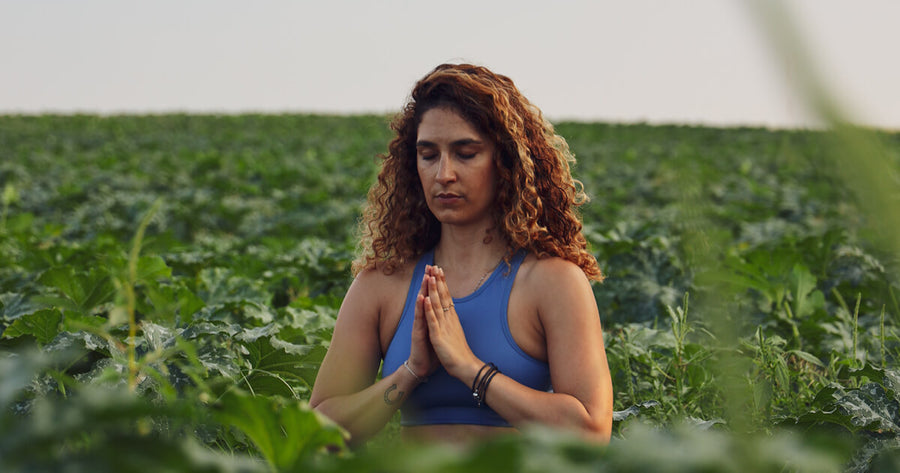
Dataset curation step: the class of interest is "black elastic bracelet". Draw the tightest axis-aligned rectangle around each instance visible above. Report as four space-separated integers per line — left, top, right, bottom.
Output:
476 364 497 395
476 366 496 393
480 368 501 405
473 363 498 407
472 363 491 393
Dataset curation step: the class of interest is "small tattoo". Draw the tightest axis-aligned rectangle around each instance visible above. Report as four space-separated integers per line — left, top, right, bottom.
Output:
384 384 404 405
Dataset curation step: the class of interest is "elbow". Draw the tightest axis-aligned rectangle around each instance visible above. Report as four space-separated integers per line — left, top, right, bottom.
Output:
309 397 340 427
582 388 614 443
583 416 612 444
308 396 339 428
540 403 611 443
575 406 612 444
307 398 358 448
541 397 612 443
308 385 331 411
308 394 324 410
309 396 332 422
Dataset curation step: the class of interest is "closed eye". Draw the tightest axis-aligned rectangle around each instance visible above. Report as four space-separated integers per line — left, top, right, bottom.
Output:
416 145 437 160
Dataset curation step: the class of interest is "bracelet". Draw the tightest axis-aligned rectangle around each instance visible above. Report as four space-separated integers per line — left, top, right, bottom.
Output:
480 368 501 405
403 360 428 383
471 363 492 393
472 362 500 407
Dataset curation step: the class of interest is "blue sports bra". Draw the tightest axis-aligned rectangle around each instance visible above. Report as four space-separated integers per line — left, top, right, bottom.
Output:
382 249 552 427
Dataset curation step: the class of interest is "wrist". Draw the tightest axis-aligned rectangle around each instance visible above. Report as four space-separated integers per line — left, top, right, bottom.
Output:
402 359 428 384
455 357 485 388
470 362 501 407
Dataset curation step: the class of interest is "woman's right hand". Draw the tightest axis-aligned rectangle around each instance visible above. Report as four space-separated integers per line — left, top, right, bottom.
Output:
408 270 439 378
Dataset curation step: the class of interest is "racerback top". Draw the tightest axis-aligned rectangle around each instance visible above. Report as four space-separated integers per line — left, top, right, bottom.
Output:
382 248 552 426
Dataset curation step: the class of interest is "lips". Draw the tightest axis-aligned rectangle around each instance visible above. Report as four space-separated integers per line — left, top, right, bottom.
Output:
435 192 462 204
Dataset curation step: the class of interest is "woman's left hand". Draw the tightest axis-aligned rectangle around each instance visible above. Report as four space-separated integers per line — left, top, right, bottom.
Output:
421 265 481 382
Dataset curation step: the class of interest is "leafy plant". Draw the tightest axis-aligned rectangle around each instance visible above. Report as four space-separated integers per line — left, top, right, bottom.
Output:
0 113 897 471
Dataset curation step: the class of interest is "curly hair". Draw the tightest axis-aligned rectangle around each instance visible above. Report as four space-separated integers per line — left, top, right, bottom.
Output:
352 63 602 282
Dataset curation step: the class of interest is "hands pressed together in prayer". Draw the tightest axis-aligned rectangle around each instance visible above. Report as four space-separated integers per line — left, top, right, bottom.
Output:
407 265 481 384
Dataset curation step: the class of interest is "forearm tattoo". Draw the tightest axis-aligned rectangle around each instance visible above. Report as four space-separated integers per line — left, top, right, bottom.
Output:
383 384 404 405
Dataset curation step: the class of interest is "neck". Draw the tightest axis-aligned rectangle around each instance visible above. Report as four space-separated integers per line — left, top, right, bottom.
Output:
433 223 508 275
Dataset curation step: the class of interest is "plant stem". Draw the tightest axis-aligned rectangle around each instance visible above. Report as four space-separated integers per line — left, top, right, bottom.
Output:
620 331 637 404
852 293 861 367
880 305 886 368
126 199 163 392
831 288 850 316
781 301 802 350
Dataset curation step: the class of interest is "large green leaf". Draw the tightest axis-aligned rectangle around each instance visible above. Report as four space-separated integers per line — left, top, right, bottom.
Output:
0 292 39 321
36 266 115 313
134 255 172 283
793 375 900 436
1 309 61 344
197 267 270 307
240 332 326 397
215 391 346 471
142 282 204 324
0 383 265 473
790 264 824 319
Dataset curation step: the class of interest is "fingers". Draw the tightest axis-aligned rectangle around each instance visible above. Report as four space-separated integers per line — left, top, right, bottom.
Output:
413 294 426 327
424 265 453 317
433 267 453 305
412 273 427 330
422 293 438 332
409 293 437 377
418 271 429 298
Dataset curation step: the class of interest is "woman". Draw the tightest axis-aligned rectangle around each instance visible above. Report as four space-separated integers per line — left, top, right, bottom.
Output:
309 63 612 447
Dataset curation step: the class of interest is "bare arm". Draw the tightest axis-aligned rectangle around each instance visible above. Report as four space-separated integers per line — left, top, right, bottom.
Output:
309 269 436 447
310 365 423 447
422 261 613 442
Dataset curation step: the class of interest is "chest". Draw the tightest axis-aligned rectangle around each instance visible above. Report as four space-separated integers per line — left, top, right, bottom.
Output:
377 270 547 362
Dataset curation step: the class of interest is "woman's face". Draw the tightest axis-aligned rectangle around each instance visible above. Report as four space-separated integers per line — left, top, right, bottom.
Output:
415 107 498 229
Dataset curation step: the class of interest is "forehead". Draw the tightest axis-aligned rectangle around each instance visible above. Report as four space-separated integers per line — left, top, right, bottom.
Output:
416 107 485 142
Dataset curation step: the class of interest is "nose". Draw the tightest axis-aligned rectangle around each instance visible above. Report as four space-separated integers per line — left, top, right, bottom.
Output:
435 153 456 184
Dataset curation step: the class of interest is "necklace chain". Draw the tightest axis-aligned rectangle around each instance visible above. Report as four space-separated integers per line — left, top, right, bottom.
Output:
436 254 504 294
471 269 492 292
466 256 504 294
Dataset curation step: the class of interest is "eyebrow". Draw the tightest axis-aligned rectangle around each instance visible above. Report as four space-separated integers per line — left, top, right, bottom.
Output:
415 138 483 147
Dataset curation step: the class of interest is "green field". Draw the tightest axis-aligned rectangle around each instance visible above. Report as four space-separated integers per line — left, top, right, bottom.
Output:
1 114 899 472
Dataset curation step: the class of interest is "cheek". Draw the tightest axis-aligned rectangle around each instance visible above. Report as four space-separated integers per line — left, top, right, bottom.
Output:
416 163 428 185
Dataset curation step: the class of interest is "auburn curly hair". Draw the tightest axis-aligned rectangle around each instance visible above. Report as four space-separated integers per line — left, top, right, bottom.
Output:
352 63 602 282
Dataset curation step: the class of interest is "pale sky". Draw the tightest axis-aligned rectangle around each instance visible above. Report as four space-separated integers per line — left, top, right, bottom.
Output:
1 0 898 129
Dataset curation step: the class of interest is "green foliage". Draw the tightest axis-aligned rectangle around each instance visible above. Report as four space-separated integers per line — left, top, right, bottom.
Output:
216 391 347 471
0 114 898 471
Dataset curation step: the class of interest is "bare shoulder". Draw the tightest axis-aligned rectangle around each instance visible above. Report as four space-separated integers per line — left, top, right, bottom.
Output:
517 254 598 324
348 261 416 307
518 255 592 294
